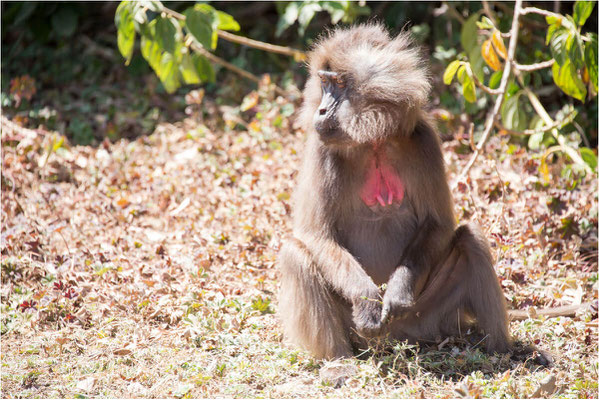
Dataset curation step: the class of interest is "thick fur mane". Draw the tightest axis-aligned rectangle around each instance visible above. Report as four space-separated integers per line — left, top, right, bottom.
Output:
301 23 432 143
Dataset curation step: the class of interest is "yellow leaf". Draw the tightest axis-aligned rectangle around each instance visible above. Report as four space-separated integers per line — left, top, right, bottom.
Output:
240 91 259 112
583 67 589 84
492 30 507 59
116 197 130 208
248 120 261 132
539 158 551 183
482 39 502 71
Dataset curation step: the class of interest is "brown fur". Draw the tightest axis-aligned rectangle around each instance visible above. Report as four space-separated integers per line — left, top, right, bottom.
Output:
278 24 510 360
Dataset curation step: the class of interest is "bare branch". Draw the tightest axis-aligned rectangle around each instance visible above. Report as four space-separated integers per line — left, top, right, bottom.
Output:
469 69 502 95
482 1 498 26
453 0 523 187
216 30 305 60
493 110 577 135
520 7 561 19
514 59 555 71
162 6 305 59
161 7 185 20
442 2 466 24
509 302 592 321
190 42 290 98
513 70 593 175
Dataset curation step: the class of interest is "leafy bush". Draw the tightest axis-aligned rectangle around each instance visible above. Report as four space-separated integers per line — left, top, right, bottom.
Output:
115 1 240 94
443 1 597 180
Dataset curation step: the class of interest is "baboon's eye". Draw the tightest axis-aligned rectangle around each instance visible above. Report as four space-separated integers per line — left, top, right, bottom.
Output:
336 77 345 88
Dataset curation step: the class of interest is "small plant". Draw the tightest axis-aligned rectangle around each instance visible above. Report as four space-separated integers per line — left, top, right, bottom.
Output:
444 0 597 182
115 1 303 95
275 1 370 37
251 296 273 314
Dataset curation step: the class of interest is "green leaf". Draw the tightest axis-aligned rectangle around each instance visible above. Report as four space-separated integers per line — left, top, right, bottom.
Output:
461 11 481 53
462 72 476 103
552 59 587 101
457 65 466 83
193 54 215 83
550 27 569 66
506 81 520 97
476 16 495 30
579 147 598 170
156 52 180 93
573 1 595 27
178 53 214 84
489 70 503 89
184 5 215 50
179 53 201 84
501 92 527 131
468 45 485 82
215 10 240 31
297 2 322 36
51 7 78 37
443 60 461 85
116 2 136 65
321 1 345 24
546 15 561 25
155 17 177 54
546 20 561 45
566 31 584 69
585 33 598 91
140 35 162 72
275 2 299 37
528 131 545 150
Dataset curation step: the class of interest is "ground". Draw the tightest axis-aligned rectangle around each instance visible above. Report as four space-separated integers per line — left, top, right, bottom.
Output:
1 95 597 397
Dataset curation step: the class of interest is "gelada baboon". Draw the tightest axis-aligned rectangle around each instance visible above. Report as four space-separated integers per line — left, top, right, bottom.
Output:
278 24 511 359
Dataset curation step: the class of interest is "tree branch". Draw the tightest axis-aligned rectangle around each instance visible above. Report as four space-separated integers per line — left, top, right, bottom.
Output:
190 42 289 98
469 68 502 95
162 6 305 59
216 30 305 60
509 302 592 321
520 7 561 19
453 0 523 187
442 2 466 24
514 59 555 71
514 70 593 175
493 110 577 135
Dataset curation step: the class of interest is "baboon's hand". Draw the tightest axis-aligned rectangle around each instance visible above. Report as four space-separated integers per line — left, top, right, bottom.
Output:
381 293 414 323
352 296 383 338
381 270 415 323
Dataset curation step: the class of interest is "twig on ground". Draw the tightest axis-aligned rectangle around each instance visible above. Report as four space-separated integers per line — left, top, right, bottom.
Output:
509 302 591 321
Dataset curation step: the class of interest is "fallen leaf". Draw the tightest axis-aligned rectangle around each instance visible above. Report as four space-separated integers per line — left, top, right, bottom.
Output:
76 377 96 392
531 375 557 397
113 348 132 356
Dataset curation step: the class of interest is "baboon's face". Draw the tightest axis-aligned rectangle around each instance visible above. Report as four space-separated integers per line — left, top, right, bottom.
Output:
303 25 432 146
312 69 353 145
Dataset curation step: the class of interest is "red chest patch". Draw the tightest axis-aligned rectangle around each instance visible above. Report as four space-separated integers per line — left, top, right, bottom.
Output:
359 148 404 207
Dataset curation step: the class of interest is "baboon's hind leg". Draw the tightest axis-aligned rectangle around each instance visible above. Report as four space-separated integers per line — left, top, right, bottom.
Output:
407 224 511 353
